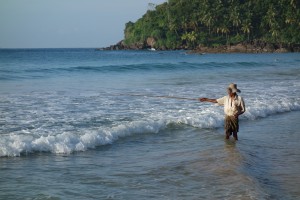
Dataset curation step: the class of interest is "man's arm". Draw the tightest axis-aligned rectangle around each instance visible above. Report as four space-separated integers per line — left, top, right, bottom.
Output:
234 97 246 118
239 97 246 115
199 98 218 103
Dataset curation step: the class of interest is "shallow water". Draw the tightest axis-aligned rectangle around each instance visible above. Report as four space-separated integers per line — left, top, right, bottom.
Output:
0 49 300 199
1 112 299 199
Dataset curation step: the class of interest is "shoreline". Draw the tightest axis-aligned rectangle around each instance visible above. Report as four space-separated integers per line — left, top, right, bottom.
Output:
97 41 300 54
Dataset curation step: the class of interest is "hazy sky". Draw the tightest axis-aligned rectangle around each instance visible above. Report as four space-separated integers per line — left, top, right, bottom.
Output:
0 0 166 48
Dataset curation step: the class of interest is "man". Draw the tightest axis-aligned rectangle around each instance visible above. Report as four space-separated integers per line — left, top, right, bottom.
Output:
199 83 246 141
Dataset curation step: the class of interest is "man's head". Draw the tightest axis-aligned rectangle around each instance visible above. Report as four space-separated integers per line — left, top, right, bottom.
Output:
227 83 240 96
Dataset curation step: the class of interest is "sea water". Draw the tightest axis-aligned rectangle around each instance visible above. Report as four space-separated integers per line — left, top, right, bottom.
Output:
0 49 299 199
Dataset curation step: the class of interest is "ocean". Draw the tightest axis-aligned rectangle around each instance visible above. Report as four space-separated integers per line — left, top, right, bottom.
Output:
0 49 299 200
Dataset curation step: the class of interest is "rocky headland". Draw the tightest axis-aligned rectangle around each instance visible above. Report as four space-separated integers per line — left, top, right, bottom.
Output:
97 38 300 53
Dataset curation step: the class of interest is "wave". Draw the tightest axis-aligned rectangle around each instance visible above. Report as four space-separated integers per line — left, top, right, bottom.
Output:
1 97 299 157
0 61 275 80
0 120 165 157
36 61 274 73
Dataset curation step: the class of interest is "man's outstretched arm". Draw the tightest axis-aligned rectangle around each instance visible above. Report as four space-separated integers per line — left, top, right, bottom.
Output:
199 98 218 103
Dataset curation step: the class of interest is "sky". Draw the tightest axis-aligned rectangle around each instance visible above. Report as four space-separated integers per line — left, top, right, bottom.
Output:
0 0 166 48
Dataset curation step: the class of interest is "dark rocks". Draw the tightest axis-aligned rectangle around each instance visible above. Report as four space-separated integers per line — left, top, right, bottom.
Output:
190 41 299 54
146 37 156 47
97 39 299 53
96 41 127 51
96 39 152 51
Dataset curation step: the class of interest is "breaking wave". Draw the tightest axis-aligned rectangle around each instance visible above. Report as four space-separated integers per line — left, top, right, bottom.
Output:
1 97 299 157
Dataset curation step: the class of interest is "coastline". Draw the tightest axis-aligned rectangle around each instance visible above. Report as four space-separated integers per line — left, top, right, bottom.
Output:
97 40 300 54
99 1 299 55
189 43 297 54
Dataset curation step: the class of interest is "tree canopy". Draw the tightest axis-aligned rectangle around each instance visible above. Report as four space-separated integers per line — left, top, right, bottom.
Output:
123 0 300 50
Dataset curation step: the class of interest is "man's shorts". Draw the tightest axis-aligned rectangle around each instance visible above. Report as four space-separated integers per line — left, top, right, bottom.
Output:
225 115 239 133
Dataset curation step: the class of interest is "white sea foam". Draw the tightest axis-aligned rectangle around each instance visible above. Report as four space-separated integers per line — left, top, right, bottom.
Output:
1 95 299 157
0 120 165 157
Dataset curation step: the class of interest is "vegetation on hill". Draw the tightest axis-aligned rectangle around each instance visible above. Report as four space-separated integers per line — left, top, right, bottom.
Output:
123 0 300 50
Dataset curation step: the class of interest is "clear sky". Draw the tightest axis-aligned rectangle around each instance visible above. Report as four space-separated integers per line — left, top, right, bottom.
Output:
0 0 166 48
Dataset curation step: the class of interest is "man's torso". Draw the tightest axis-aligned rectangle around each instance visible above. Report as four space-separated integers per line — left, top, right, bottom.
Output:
217 95 245 116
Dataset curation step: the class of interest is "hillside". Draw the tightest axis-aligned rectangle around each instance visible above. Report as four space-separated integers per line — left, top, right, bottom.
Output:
102 0 300 52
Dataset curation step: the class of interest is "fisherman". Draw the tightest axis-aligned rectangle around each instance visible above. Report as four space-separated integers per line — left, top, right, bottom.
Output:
199 83 246 141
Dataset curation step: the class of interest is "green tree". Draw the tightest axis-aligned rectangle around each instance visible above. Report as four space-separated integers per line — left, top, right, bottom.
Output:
122 0 300 50
181 31 198 48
